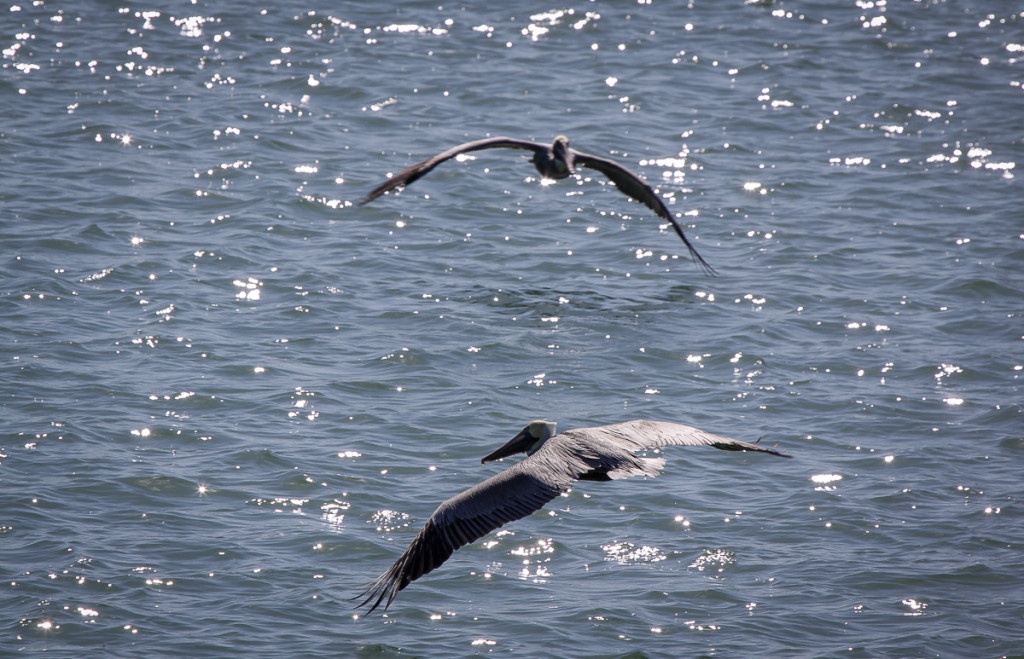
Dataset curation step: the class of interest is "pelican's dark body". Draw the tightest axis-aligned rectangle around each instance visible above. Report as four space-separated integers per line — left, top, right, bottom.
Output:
360 136 716 274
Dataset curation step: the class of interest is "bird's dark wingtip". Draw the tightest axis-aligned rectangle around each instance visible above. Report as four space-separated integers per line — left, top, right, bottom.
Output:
352 584 392 615
358 190 384 206
351 567 404 614
665 216 717 276
695 256 718 277
753 437 793 458
680 236 717 276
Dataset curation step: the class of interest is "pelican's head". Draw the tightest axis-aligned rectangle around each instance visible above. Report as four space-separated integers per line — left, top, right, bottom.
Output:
552 135 570 157
481 420 557 463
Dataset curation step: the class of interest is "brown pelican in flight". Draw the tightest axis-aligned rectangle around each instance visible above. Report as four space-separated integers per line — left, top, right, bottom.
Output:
360 135 716 274
355 419 789 612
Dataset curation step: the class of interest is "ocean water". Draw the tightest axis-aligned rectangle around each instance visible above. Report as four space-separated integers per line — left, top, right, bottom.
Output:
2 1 1022 657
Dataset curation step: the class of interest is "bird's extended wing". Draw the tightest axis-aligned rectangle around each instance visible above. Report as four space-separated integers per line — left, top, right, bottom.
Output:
355 460 572 613
360 137 544 205
572 152 716 275
562 419 791 458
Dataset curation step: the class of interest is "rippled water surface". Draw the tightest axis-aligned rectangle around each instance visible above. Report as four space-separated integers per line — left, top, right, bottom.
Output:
3 2 1022 657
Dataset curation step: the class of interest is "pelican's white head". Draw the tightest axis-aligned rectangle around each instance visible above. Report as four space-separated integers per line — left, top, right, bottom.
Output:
481 420 557 463
525 419 557 446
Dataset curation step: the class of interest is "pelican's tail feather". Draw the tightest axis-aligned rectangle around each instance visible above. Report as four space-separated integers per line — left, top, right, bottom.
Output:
642 456 667 477
607 456 666 480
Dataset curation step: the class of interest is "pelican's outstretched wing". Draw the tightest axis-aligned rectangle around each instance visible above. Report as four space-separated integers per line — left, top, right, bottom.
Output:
572 152 716 275
360 137 544 205
355 461 572 613
562 419 792 458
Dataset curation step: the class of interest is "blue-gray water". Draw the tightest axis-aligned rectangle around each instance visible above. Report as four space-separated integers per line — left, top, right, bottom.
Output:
2 2 1022 657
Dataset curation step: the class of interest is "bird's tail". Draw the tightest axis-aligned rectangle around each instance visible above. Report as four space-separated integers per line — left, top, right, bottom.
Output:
642 457 667 477
608 456 666 479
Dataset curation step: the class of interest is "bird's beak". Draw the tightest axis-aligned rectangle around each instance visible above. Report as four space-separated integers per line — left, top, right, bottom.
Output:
481 428 533 463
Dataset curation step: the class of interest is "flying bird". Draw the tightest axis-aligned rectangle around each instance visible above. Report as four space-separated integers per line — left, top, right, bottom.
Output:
360 135 716 274
355 419 789 612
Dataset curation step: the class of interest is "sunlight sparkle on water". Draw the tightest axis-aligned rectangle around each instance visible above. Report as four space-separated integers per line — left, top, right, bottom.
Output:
234 277 262 301
511 538 554 557
812 473 842 491
371 509 410 533
321 500 348 530
689 548 735 572
602 542 666 564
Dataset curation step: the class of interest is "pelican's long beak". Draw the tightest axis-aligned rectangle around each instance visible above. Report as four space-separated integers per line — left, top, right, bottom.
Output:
481 428 533 463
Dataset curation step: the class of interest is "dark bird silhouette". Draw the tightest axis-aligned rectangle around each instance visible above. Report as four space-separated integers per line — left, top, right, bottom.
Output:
355 419 789 612
360 136 716 274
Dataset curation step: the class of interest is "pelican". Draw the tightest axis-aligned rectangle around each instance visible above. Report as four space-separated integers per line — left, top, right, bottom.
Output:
360 135 716 274
355 419 789 612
